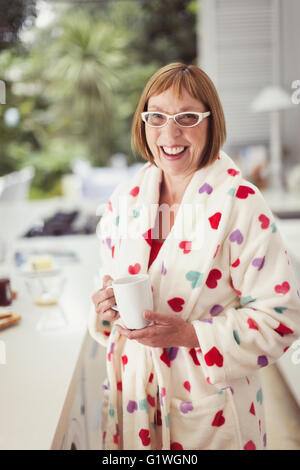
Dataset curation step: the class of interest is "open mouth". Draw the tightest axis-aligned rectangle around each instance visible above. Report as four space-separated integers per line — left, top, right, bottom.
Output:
160 146 188 159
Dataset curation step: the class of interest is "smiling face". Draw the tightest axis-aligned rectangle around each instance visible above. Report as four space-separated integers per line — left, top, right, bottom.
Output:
145 87 209 179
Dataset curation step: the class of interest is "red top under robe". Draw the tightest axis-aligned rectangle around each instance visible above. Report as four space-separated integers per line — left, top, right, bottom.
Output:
148 239 164 269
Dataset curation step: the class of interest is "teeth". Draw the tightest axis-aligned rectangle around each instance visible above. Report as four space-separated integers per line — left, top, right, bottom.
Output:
162 146 185 155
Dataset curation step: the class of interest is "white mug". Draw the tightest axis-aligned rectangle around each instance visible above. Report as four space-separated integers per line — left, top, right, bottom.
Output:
106 274 153 329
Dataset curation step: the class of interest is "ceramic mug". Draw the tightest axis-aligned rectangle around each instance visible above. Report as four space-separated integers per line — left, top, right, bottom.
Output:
0 277 13 307
106 274 153 329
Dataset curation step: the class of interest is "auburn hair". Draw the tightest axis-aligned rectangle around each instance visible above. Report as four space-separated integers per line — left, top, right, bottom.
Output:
131 62 226 168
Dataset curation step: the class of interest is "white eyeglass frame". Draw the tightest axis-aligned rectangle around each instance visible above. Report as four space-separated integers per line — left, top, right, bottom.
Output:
141 111 211 128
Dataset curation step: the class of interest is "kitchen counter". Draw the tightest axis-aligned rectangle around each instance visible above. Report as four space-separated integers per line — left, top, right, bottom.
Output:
0 229 106 450
0 198 109 450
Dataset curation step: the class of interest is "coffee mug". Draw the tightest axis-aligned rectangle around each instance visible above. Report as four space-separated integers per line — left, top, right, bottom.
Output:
106 274 153 329
0 278 13 307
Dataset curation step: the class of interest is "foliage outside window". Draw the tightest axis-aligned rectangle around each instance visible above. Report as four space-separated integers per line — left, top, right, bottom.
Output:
0 0 197 198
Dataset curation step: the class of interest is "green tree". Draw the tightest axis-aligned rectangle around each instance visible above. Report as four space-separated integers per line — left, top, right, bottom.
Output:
0 46 41 176
35 8 130 165
108 0 197 65
0 0 198 197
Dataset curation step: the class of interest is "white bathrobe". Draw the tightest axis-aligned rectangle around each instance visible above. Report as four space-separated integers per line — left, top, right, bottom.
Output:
89 151 300 450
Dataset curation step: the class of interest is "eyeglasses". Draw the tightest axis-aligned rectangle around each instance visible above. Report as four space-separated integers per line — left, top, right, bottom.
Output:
141 111 211 128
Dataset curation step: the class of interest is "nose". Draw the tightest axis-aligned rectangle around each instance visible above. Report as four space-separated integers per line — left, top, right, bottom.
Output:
162 117 182 137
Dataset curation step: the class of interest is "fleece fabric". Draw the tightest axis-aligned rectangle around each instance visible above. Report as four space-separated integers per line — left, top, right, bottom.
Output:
89 151 300 450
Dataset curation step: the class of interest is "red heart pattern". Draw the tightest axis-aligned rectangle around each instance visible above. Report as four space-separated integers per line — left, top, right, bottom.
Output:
248 318 259 330
211 409 225 427
236 185 255 199
160 348 171 367
122 355 128 370
206 269 222 288
129 186 139 197
209 212 222 230
204 347 224 367
139 429 150 446
275 282 290 294
147 394 155 407
128 263 141 275
231 258 240 268
274 323 294 336
155 409 162 426
227 168 240 176
179 241 192 254
244 440 256 450
189 348 201 366
171 442 184 450
168 297 185 312
184 381 191 392
258 214 270 229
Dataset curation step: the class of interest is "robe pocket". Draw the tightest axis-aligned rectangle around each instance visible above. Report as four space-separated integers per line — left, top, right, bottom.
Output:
169 388 241 450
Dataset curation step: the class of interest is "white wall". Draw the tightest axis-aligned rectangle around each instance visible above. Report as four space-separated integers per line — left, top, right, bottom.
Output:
198 0 300 170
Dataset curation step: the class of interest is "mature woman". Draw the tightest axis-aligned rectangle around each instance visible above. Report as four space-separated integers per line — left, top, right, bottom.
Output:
89 63 300 450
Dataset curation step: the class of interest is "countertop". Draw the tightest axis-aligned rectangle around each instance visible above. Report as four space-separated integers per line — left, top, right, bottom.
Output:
0 234 102 450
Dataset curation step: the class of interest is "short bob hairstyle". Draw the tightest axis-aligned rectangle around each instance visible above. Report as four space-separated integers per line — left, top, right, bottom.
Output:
131 62 226 169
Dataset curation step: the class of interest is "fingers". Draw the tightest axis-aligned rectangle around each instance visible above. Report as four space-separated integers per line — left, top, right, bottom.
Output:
95 294 119 321
95 295 116 313
91 288 113 308
116 324 152 340
91 274 114 305
102 274 113 288
91 274 119 322
143 310 177 324
101 309 120 322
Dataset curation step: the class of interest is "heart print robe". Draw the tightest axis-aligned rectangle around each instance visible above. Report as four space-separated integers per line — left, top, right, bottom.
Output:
88 151 300 450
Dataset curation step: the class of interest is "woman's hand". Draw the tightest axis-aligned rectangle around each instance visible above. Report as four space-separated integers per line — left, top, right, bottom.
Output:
91 275 120 322
116 310 199 348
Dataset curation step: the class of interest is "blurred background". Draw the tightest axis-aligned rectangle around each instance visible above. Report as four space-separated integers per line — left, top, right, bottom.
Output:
0 0 300 451
0 0 300 202
0 0 197 200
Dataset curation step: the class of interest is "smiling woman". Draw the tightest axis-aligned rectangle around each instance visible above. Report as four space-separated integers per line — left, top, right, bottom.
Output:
132 63 226 173
89 62 300 451
143 88 210 189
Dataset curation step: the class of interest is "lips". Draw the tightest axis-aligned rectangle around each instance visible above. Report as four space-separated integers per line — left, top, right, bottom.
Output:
160 146 188 159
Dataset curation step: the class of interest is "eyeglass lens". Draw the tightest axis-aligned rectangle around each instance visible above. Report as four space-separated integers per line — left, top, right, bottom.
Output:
145 113 200 127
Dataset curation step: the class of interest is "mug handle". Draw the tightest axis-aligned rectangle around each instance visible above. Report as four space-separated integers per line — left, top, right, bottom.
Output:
105 285 119 311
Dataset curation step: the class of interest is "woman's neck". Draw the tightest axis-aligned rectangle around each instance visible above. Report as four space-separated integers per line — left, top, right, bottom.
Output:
160 172 194 206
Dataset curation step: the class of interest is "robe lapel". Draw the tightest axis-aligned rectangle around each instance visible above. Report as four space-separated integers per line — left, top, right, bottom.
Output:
115 163 162 278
